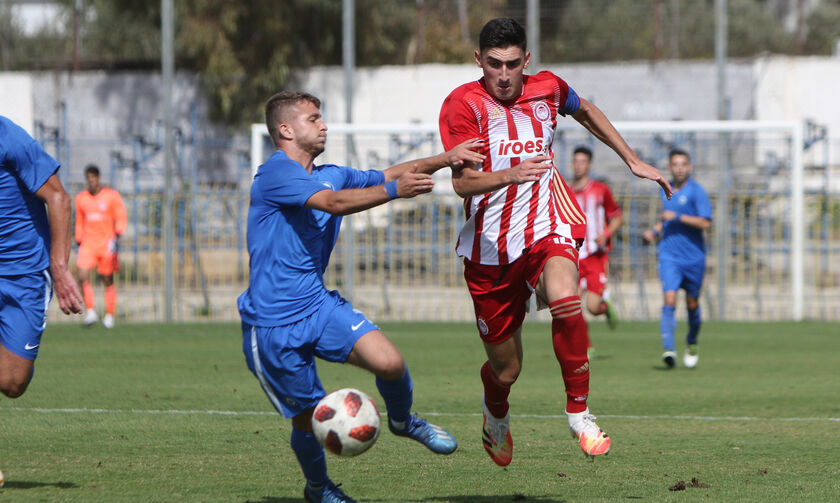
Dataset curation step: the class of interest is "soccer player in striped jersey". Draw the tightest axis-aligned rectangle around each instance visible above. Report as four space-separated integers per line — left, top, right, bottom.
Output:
643 149 712 369
570 146 623 356
439 18 672 465
239 92 484 502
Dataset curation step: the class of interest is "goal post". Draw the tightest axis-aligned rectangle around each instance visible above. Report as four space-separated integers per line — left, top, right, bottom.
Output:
251 120 807 322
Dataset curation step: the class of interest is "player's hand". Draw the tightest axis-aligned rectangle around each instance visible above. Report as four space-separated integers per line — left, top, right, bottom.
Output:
595 234 608 247
642 230 658 244
445 138 485 169
396 166 435 198
629 161 673 199
506 155 552 185
51 265 84 314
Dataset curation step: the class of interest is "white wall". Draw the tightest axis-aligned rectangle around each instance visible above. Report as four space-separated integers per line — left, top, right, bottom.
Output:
0 73 34 134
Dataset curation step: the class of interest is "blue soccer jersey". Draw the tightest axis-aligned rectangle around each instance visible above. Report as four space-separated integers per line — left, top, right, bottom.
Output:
657 177 712 264
237 150 385 326
0 116 60 275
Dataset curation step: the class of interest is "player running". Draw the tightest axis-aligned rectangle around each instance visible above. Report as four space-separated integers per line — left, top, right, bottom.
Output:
643 149 711 369
75 164 127 329
0 115 84 397
239 91 484 503
439 18 672 465
570 146 623 356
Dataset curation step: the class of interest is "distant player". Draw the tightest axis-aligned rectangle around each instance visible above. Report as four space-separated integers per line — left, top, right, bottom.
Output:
239 91 484 502
643 149 711 368
439 18 672 466
571 146 623 355
75 164 127 329
1 115 84 400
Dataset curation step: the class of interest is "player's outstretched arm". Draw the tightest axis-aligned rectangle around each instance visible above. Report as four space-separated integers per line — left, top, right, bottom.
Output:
35 174 84 314
384 138 485 181
305 167 435 217
451 155 551 198
572 98 673 199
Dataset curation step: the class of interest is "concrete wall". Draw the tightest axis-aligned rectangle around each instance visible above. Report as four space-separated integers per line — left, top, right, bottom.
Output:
0 72 34 134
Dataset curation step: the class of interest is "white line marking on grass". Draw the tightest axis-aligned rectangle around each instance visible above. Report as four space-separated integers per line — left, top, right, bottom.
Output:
4 407 840 422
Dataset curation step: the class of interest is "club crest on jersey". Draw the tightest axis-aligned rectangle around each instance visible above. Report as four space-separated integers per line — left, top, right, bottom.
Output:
533 102 551 122
496 137 544 158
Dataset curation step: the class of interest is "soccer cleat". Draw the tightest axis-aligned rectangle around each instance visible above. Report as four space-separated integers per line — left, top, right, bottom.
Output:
662 350 677 369
103 313 115 329
683 344 699 368
389 414 458 454
82 309 99 327
568 409 611 459
587 346 597 360
304 479 357 503
604 298 619 330
482 399 513 466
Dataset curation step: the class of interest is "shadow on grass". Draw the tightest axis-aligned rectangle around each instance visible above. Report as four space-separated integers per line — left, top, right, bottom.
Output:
1 480 78 489
245 495 566 503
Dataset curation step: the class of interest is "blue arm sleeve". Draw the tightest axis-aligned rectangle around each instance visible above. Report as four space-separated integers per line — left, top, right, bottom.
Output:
1 120 60 194
341 166 386 190
255 162 328 208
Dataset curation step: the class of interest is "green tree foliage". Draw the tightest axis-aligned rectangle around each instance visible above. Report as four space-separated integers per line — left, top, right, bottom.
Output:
8 0 840 126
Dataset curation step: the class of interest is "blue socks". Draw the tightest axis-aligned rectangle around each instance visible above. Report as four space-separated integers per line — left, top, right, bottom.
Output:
660 305 676 351
290 426 327 488
376 368 413 425
687 307 702 345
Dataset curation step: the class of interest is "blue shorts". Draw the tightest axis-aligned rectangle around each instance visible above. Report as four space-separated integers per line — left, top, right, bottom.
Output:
658 259 705 298
0 270 53 360
241 290 378 418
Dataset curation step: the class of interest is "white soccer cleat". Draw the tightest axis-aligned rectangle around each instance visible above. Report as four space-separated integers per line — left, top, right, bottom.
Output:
103 313 115 329
82 309 99 327
567 408 611 459
482 398 513 466
662 350 677 369
683 345 699 368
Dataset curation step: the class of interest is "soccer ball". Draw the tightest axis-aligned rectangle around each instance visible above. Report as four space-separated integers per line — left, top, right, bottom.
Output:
312 388 381 457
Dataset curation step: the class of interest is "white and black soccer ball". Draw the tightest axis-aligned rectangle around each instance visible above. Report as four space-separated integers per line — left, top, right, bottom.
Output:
312 388 381 457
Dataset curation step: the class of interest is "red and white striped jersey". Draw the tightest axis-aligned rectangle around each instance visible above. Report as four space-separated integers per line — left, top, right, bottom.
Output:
439 71 586 265
572 179 622 259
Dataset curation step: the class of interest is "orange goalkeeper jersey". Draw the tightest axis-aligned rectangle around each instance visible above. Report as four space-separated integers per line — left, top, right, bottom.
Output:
75 187 127 250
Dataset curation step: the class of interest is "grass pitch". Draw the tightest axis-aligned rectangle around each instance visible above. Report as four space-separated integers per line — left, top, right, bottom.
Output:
1 320 838 502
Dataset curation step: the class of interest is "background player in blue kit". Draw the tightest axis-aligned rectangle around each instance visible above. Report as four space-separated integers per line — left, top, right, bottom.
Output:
238 92 484 503
0 116 84 400
643 149 712 369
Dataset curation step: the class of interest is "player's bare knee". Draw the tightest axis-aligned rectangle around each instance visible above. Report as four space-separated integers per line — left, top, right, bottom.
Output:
292 408 315 431
376 357 406 381
0 377 29 398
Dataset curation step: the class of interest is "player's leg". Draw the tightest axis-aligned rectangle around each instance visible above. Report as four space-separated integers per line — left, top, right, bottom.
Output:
480 331 521 466
101 273 116 329
658 260 681 368
534 247 610 458
682 264 705 368
241 320 354 502
326 298 455 455
76 246 98 326
0 272 51 398
463 259 526 466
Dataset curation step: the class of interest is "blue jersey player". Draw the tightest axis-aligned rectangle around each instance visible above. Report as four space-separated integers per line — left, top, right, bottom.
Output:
643 149 712 369
1 116 84 400
238 92 484 503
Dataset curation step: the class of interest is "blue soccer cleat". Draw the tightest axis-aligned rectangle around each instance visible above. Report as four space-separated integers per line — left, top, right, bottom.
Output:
389 414 458 454
304 479 357 503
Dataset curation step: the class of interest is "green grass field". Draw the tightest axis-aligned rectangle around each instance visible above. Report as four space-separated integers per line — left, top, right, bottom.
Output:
1 320 838 502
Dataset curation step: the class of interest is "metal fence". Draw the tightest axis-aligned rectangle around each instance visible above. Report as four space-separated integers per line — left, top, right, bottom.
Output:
47 126 840 323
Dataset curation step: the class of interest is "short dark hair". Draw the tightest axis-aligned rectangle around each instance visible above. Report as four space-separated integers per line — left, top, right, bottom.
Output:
669 148 690 162
573 146 592 160
479 18 527 53
265 91 321 146
84 164 100 176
